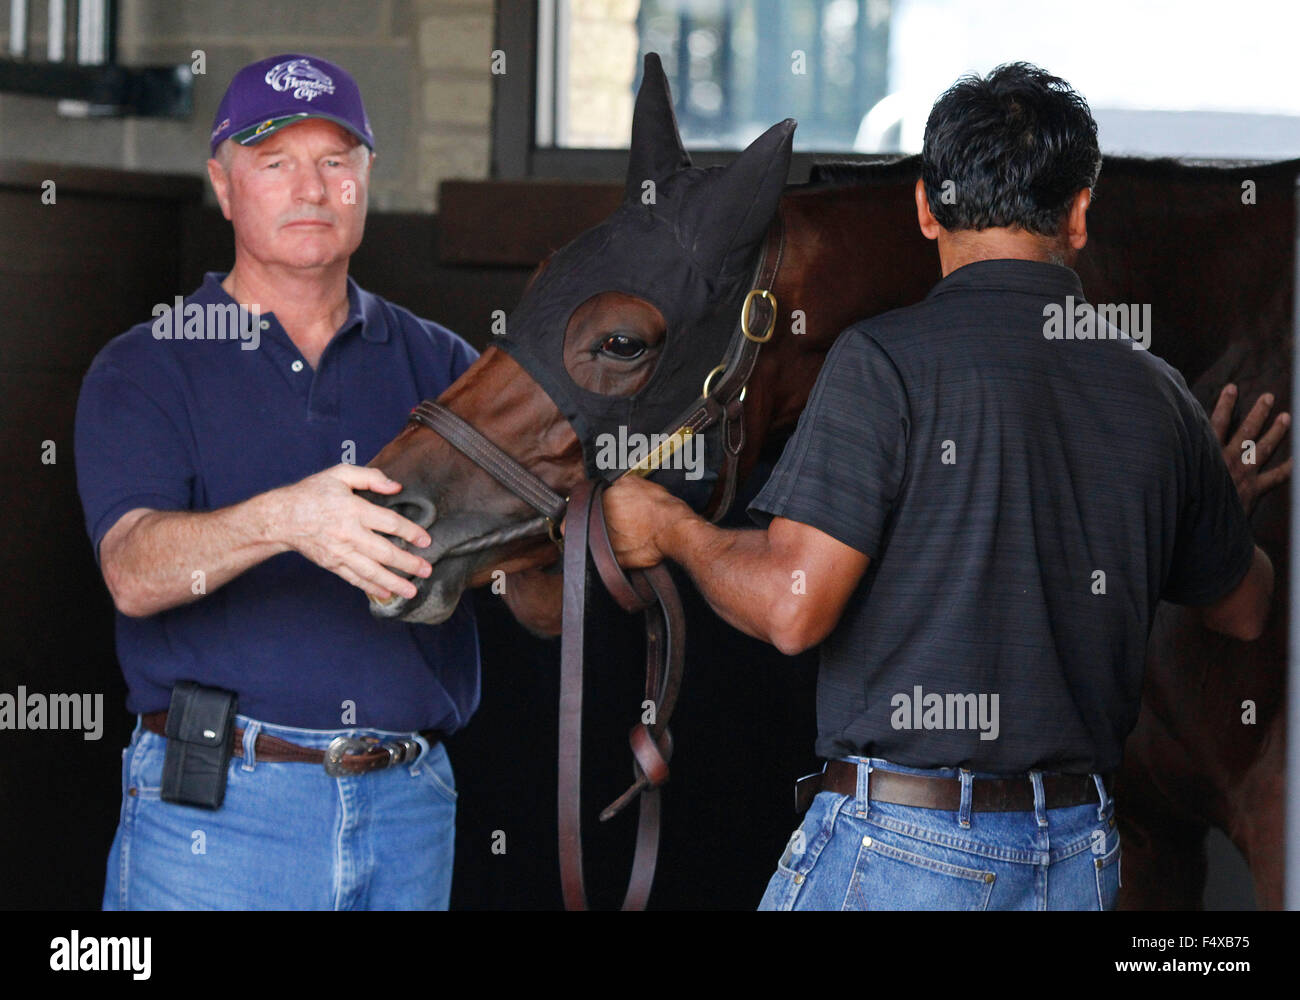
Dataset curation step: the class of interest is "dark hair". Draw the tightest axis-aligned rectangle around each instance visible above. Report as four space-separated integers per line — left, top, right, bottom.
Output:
921 62 1101 236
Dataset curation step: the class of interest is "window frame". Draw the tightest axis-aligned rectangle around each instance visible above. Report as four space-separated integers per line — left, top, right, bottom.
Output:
490 0 903 185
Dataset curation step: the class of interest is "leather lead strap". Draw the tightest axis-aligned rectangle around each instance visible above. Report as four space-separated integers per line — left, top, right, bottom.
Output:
557 481 594 910
559 480 685 910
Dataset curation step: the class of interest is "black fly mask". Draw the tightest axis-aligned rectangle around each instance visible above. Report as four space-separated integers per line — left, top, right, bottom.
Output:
493 53 795 511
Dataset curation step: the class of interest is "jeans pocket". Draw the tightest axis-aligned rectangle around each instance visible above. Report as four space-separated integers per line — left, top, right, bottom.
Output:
1094 836 1121 910
846 833 997 910
412 743 457 804
775 827 810 876
758 793 845 910
127 732 165 800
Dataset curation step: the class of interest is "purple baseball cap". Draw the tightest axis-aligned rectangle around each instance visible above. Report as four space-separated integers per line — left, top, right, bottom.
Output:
209 53 374 157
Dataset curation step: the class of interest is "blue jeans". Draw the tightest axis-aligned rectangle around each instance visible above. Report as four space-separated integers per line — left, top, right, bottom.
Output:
758 757 1120 910
102 715 457 910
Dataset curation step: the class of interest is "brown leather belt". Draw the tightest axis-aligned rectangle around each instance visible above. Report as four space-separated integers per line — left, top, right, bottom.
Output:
142 711 444 777
796 760 1111 814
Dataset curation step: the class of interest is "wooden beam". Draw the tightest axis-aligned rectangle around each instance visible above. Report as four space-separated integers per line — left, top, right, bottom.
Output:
438 178 622 267
0 158 203 200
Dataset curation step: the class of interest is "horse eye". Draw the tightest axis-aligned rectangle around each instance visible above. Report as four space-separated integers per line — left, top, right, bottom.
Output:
597 333 646 360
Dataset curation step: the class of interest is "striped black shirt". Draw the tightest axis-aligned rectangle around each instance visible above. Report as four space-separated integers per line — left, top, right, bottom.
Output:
748 258 1254 773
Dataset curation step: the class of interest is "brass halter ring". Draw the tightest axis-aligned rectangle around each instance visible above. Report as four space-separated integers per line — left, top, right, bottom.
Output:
702 363 747 403
702 363 726 398
741 288 777 343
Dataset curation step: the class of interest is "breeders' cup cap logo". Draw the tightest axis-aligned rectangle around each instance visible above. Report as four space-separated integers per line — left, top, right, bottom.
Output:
264 58 335 102
210 53 373 156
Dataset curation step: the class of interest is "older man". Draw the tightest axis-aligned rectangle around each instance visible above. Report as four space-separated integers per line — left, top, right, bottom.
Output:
599 62 1291 910
76 54 475 909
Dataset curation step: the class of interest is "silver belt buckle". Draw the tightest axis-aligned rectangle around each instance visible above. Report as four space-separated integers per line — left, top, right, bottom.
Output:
324 735 422 776
324 735 376 777
388 737 422 765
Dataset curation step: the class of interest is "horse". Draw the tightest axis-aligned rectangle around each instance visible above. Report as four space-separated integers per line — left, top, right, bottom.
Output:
364 54 1295 909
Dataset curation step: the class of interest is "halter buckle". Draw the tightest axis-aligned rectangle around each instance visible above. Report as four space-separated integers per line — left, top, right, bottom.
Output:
741 288 777 343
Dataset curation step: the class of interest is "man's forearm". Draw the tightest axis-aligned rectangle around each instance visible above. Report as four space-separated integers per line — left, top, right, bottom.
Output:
103 491 292 618
660 513 797 648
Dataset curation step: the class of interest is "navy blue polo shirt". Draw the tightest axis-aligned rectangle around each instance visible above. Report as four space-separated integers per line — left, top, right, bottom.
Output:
74 272 481 732
749 259 1254 774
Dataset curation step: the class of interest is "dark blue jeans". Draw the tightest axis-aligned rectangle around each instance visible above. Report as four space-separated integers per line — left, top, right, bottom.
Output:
103 715 456 910
759 756 1120 910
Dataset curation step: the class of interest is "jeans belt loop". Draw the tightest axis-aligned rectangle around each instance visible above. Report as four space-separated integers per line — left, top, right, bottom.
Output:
241 719 261 771
407 733 428 775
1030 770 1049 828
1092 772 1110 821
404 733 430 772
958 769 973 828
855 759 870 818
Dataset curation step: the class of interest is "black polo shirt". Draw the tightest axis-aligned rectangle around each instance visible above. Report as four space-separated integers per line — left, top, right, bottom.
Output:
748 258 1254 774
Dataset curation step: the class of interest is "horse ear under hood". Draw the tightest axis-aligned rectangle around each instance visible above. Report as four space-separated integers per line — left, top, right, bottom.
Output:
625 53 692 202
624 53 795 280
691 117 796 279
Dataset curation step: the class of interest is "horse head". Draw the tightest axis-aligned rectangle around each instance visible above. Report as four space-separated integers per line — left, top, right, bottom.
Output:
364 53 795 624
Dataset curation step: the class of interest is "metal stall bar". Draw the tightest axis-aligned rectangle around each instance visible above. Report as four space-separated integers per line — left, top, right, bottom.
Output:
1287 172 1300 910
47 0 65 63
7 0 26 59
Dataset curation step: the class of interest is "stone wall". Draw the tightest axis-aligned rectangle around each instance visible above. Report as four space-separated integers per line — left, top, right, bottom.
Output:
562 0 638 147
0 0 495 211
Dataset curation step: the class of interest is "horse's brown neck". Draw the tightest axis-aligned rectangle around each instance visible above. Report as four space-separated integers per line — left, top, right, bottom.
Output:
734 180 939 484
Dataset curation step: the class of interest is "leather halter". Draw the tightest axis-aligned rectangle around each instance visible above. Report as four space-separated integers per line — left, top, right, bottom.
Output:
405 214 785 908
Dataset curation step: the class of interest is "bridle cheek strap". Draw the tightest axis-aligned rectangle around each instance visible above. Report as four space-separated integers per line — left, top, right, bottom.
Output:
409 400 567 525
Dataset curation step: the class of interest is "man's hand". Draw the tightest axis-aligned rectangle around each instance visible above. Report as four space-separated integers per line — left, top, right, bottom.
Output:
275 464 433 601
505 477 693 636
1209 384 1293 517
569 475 871 655
572 475 695 568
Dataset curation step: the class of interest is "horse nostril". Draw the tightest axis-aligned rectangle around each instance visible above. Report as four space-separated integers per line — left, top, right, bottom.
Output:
390 492 438 530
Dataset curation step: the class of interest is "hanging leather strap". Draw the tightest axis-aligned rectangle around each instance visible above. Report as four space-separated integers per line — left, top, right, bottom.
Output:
558 479 685 910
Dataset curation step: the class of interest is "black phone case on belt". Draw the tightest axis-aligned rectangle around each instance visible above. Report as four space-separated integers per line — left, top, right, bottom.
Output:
160 680 238 810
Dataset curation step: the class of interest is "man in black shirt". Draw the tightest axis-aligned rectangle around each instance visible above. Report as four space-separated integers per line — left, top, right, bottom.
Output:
599 62 1289 909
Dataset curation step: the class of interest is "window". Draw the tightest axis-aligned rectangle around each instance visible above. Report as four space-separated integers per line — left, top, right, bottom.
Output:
498 0 1300 179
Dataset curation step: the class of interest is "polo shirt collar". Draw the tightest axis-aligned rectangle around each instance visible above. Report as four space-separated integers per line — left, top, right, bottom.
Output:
195 271 383 342
926 258 1086 301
